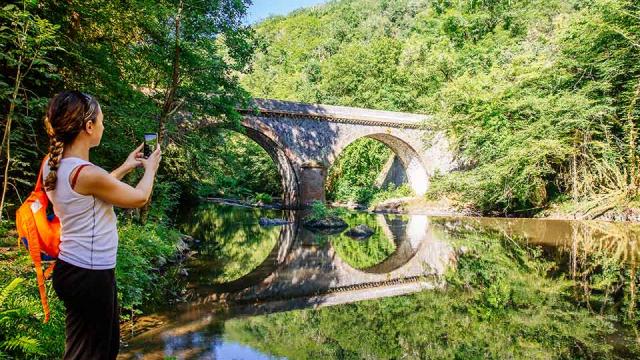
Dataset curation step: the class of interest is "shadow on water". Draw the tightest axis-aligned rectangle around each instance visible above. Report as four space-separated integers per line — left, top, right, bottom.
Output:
120 205 640 359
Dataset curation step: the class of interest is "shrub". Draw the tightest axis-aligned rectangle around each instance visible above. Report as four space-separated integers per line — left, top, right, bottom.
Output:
116 222 182 313
0 278 65 359
254 193 273 204
306 201 347 222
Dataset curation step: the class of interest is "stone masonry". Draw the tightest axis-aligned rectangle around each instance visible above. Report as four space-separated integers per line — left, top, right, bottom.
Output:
214 98 456 209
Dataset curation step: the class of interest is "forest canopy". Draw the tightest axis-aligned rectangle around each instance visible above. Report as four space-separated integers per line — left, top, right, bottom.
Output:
1 0 639 216
242 0 640 215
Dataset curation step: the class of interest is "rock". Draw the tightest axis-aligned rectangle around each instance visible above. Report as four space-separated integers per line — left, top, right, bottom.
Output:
175 238 190 253
303 216 348 235
344 224 375 239
371 197 414 213
259 217 291 227
303 216 348 230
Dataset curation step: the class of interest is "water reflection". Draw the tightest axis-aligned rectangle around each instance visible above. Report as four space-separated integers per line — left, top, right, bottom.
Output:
179 205 285 288
362 214 429 273
122 205 640 359
121 204 453 359
433 216 640 324
178 204 449 302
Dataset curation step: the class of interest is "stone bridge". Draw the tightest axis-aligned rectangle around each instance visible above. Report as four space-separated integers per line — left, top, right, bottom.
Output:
200 99 456 208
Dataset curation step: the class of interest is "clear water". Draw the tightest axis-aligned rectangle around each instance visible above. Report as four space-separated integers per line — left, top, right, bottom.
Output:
119 202 640 359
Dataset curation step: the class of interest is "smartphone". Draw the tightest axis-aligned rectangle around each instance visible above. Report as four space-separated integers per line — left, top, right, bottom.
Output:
143 133 158 158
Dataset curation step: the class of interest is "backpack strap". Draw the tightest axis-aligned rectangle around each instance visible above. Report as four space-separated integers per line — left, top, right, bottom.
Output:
71 164 92 190
18 205 51 322
34 156 48 192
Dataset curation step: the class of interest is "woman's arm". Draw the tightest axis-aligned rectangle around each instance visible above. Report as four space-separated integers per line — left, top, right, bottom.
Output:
74 145 162 208
110 143 144 180
110 165 133 181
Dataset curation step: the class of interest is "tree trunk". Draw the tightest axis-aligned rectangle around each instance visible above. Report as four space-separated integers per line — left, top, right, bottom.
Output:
141 0 183 223
158 0 183 144
0 57 23 222
627 78 640 193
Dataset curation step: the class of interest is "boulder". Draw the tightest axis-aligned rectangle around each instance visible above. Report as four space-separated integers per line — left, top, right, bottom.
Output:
371 197 413 213
303 216 348 232
259 217 291 227
344 224 375 239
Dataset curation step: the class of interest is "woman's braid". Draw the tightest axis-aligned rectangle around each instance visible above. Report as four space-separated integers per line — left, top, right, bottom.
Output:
42 91 99 191
44 136 65 191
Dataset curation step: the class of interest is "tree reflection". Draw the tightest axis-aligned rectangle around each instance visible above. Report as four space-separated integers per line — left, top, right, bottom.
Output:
329 212 397 269
179 204 281 284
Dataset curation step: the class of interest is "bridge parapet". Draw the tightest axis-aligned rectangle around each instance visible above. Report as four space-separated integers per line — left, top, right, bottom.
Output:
240 98 431 129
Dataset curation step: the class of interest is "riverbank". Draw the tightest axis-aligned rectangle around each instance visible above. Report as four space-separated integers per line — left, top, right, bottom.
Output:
202 194 640 225
0 221 193 359
331 196 640 223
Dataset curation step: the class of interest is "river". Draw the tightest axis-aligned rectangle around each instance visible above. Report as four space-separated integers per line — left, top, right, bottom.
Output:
118 202 640 359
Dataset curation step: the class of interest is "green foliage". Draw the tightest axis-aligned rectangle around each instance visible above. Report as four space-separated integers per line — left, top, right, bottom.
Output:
305 200 347 222
320 37 413 110
326 138 392 204
369 183 413 206
0 1 60 218
116 221 182 311
0 0 258 222
253 193 273 204
0 277 65 359
197 130 282 199
225 227 618 359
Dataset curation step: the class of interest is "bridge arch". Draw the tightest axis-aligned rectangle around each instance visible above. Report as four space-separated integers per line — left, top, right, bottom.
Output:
222 97 458 207
329 133 430 196
208 123 302 209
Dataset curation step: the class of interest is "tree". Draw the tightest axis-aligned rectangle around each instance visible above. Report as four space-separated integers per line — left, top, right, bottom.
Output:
0 1 59 220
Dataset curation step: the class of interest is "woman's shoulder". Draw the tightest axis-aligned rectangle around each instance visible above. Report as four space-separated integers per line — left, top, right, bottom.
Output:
60 157 93 165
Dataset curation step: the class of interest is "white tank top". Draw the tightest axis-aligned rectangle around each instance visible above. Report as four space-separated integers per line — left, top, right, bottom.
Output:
43 157 119 270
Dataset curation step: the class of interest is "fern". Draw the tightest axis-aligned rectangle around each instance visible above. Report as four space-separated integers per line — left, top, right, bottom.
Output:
0 278 49 358
0 309 24 326
0 336 42 356
0 278 24 308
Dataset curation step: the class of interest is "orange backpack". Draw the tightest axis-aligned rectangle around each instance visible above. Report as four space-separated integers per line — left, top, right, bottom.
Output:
15 157 60 323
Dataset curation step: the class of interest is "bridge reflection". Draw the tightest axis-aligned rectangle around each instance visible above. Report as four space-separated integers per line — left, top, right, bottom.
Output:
119 211 455 359
189 212 453 304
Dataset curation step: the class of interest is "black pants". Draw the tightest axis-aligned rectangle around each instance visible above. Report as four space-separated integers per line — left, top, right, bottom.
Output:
52 259 120 360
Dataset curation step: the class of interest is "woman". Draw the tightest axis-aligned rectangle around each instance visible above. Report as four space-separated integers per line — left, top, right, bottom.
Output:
42 91 161 359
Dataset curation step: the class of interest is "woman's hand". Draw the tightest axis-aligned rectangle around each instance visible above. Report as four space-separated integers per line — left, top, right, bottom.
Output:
122 143 144 172
139 143 162 174
110 143 144 180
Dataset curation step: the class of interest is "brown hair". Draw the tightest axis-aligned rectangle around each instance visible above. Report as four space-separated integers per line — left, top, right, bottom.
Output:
43 91 100 191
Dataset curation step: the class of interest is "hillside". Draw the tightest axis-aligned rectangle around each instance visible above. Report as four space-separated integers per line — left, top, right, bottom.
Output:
241 0 640 217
